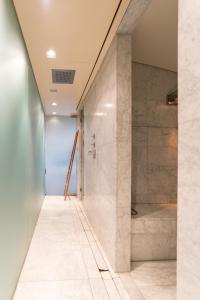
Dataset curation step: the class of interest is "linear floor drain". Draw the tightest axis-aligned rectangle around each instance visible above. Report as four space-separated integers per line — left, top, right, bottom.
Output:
99 268 109 272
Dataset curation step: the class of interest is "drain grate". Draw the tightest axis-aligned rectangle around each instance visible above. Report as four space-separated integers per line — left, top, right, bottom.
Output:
52 69 76 84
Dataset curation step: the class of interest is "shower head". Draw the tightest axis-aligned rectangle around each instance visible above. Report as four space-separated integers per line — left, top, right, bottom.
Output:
167 89 178 105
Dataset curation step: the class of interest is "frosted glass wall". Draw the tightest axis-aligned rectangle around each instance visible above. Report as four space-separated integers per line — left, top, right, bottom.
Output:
0 1 45 299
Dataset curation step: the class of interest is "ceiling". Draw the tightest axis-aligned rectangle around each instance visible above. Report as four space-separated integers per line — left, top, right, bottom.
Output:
132 0 178 72
13 0 129 116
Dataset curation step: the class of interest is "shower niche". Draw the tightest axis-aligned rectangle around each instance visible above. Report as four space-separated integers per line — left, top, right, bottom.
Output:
131 62 178 262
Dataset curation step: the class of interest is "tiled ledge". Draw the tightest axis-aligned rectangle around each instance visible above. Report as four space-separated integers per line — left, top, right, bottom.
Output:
131 204 177 261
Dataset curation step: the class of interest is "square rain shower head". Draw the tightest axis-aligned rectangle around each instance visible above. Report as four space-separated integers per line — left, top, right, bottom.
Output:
52 69 76 84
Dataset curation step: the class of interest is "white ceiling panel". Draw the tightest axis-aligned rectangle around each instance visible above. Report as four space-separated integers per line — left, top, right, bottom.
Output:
13 0 127 115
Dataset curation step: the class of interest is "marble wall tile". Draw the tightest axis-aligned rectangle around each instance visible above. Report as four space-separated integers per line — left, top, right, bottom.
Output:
133 147 148 195
132 63 178 204
178 120 200 299
148 128 178 148
131 234 176 261
132 127 148 203
132 63 178 128
177 1 200 298
132 127 148 146
132 217 177 235
178 0 200 124
83 35 132 272
177 262 200 300
147 165 177 203
116 35 132 272
83 39 117 269
148 146 177 167
131 204 177 261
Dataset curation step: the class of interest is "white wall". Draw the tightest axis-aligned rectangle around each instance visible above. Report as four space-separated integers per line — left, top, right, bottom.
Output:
177 0 200 299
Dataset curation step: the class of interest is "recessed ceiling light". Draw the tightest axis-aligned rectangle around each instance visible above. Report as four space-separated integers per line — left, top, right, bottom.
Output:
52 102 57 106
46 49 56 59
52 112 57 115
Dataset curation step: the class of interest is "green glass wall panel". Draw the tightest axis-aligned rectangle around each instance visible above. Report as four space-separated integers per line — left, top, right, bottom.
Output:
0 1 45 299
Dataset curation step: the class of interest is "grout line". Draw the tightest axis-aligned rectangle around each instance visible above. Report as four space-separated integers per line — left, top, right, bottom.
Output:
73 199 128 299
72 200 97 299
113 277 132 300
73 199 117 299
74 200 109 270
72 200 109 299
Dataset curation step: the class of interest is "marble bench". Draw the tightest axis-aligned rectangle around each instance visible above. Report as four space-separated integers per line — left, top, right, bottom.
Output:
131 204 177 261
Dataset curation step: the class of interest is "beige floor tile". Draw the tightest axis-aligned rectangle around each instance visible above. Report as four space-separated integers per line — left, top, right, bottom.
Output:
60 280 93 300
103 278 121 299
100 271 111 280
131 261 176 287
85 229 96 244
14 280 94 300
13 282 61 300
113 277 131 300
139 285 176 300
120 273 145 300
81 246 101 279
89 278 109 299
78 211 90 231
20 247 88 282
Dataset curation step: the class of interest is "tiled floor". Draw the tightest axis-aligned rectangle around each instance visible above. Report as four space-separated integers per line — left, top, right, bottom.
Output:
13 196 177 300
13 196 130 300
121 261 177 300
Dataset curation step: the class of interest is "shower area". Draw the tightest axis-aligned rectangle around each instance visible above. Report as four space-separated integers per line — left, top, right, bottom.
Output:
131 62 178 263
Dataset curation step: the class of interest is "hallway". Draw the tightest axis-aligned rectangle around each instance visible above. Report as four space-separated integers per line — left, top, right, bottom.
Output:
2 0 200 299
13 197 129 300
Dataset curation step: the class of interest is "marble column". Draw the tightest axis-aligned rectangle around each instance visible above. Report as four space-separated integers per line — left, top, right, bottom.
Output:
83 35 132 272
116 35 132 272
177 0 200 299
